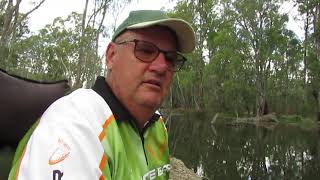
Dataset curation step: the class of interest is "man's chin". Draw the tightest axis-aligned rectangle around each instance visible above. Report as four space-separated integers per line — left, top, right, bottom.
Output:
138 95 162 109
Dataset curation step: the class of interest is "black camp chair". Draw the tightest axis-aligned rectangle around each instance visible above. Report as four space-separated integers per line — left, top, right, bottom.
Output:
0 68 69 148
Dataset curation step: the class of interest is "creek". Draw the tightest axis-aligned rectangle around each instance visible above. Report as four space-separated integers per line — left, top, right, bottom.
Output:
167 112 320 180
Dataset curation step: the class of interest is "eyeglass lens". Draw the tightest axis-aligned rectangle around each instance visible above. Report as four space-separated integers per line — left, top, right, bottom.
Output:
134 41 185 71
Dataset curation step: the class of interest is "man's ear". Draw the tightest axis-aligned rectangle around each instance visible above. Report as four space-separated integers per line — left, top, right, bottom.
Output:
106 43 116 70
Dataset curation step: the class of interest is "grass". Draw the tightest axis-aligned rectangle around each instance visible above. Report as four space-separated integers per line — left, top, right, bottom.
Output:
278 115 318 130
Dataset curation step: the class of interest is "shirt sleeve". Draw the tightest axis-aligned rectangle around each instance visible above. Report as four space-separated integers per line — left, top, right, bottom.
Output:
14 92 110 180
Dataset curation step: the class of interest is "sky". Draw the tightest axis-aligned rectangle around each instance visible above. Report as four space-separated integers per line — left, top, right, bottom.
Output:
280 1 304 39
20 0 176 56
20 0 176 32
20 0 304 53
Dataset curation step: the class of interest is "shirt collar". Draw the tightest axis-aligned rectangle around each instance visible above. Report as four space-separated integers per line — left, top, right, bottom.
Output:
92 76 160 131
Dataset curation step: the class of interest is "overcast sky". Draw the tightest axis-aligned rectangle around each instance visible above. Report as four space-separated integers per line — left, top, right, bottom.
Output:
20 0 175 32
20 0 304 55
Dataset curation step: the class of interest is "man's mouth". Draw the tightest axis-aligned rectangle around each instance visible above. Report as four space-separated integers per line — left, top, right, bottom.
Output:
144 79 161 88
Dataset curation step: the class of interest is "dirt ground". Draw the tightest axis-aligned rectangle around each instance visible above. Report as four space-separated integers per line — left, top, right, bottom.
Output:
169 157 202 180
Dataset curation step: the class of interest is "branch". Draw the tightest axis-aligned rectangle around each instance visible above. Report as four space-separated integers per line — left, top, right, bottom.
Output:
86 4 105 28
97 2 107 32
9 0 22 41
20 0 46 22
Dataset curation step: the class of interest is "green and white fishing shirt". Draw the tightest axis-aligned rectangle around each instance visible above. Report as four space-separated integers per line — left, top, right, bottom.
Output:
9 76 170 180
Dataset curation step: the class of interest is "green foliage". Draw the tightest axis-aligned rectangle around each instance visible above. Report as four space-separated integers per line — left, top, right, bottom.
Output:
308 51 320 87
278 115 318 129
2 11 102 86
163 0 319 120
0 0 134 88
0 3 31 71
278 115 303 123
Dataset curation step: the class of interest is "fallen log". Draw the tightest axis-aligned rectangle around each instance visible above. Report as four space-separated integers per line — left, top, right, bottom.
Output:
235 112 278 123
224 113 278 130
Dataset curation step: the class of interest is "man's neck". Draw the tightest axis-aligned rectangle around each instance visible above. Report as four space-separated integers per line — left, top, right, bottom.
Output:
106 78 155 130
125 101 156 130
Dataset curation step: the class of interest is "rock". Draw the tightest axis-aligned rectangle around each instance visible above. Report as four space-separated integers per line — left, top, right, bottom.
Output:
169 157 202 180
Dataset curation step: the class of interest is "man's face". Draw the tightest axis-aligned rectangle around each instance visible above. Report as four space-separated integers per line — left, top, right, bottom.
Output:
106 26 177 111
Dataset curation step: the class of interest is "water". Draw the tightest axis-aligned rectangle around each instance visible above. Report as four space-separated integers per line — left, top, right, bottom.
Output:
167 112 320 180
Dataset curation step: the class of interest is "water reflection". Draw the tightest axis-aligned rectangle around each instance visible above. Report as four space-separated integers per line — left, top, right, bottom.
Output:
167 112 320 180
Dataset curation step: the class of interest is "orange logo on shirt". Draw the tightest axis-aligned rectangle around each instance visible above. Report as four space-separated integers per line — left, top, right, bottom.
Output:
49 138 71 165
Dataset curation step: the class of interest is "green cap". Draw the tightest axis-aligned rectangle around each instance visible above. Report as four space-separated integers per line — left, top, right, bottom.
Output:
112 10 195 53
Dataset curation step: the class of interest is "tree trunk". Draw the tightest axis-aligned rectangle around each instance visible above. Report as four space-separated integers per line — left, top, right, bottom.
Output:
0 0 46 70
0 0 46 47
314 3 320 121
317 92 320 121
255 53 267 117
74 0 90 88
303 11 309 87
1 0 15 47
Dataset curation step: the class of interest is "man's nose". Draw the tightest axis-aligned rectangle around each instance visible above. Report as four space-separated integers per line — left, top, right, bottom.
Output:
149 52 169 74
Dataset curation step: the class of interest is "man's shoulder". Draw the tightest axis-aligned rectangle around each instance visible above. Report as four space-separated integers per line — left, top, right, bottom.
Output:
60 88 100 103
41 88 112 126
50 88 107 111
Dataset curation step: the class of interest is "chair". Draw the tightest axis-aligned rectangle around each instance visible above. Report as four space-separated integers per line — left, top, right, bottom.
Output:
0 68 69 148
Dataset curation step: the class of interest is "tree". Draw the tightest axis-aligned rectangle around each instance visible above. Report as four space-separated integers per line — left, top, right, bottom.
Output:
74 0 120 88
221 0 292 116
296 0 320 121
167 0 306 118
169 0 219 110
1 0 132 89
0 0 46 70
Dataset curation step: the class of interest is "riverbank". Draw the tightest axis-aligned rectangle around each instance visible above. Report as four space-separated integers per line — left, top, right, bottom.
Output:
170 157 202 180
162 108 320 131
224 113 320 131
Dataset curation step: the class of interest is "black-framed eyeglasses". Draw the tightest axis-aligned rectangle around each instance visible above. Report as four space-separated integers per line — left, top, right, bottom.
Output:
114 39 186 72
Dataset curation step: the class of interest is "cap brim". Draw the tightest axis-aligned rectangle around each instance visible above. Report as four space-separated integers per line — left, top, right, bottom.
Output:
127 18 195 53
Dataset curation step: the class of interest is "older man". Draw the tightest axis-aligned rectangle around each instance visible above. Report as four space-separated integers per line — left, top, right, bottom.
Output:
9 10 195 180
